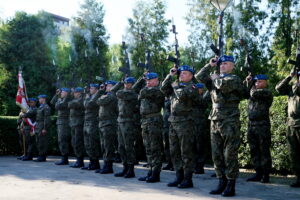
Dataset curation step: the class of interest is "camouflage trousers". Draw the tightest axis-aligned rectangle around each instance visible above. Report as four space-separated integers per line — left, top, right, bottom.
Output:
287 126 300 176
135 124 145 162
99 123 117 161
118 121 136 165
194 119 208 165
163 123 171 163
248 122 272 171
141 118 164 172
169 120 196 175
35 123 48 156
71 125 85 158
83 121 100 160
211 119 241 180
18 126 35 156
57 123 71 156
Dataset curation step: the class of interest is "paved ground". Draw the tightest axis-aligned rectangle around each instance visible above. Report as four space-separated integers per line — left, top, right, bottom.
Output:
0 156 299 200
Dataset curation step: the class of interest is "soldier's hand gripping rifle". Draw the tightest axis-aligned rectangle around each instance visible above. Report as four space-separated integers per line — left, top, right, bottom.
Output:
288 30 300 82
167 23 180 76
119 41 131 78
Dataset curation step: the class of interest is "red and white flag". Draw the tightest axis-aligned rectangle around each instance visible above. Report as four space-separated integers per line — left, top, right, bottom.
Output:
16 70 36 134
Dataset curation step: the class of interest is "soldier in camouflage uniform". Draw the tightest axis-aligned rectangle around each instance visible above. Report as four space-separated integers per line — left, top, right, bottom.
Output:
193 83 209 174
18 98 38 161
68 87 85 168
95 80 118 174
162 97 174 171
244 74 273 183
113 77 139 178
161 65 198 189
276 70 300 187
35 94 51 162
196 55 246 196
133 72 165 183
81 84 103 170
51 88 72 165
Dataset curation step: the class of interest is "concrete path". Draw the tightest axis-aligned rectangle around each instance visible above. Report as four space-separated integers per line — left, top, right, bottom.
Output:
0 156 299 200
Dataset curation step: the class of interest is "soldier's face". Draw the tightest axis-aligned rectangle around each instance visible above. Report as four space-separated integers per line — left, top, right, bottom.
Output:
198 88 203 95
124 83 133 89
73 92 81 98
179 71 193 83
255 80 267 89
220 62 234 74
90 87 98 95
106 84 113 92
29 101 36 107
146 78 159 87
39 98 45 104
61 91 68 98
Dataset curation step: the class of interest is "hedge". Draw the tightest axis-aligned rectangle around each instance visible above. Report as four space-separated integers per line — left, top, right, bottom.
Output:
0 96 292 174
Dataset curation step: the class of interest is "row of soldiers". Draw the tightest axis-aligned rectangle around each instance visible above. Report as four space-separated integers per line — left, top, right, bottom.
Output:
17 55 300 197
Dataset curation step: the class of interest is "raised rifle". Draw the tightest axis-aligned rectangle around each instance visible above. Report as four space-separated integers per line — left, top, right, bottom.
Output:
119 41 131 77
138 33 154 72
288 29 300 81
167 23 180 76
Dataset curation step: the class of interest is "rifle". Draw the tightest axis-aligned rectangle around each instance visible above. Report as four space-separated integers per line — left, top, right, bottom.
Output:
138 33 154 72
240 39 255 88
288 29 300 81
119 41 131 76
167 22 180 75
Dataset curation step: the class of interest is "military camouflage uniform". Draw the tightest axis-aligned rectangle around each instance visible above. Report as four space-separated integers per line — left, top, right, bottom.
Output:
196 64 246 180
35 103 51 156
68 96 85 158
97 91 118 162
246 84 273 173
114 82 139 165
51 94 71 157
163 98 172 164
83 91 102 160
161 74 198 178
276 76 300 178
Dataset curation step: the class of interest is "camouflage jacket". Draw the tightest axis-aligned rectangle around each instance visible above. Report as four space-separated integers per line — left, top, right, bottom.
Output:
50 94 71 125
192 93 208 124
68 96 84 127
276 75 300 127
196 64 246 121
84 90 103 122
161 74 198 122
97 91 118 127
116 87 139 123
36 103 51 130
163 98 171 128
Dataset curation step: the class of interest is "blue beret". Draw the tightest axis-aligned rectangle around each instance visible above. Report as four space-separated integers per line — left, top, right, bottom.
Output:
178 65 195 74
74 87 84 93
28 98 37 102
254 74 268 80
90 83 100 88
60 88 71 92
38 94 47 99
145 72 158 80
218 55 235 64
195 83 204 89
105 80 117 85
297 71 300 75
124 77 136 84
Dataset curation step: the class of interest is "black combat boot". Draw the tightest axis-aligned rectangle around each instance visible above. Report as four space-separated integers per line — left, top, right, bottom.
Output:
247 168 262 182
178 172 193 188
99 161 114 174
114 163 128 177
55 156 69 165
87 159 100 170
124 164 135 178
146 169 160 183
81 159 93 170
194 162 205 174
138 168 152 181
222 179 236 197
70 157 84 168
290 175 300 188
162 161 174 171
22 154 33 161
261 169 270 183
209 176 228 195
167 168 184 187
34 155 46 162
113 153 122 163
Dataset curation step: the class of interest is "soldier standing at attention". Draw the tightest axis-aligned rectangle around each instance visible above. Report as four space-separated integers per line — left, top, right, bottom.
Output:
161 65 198 189
245 74 273 183
68 87 85 168
276 70 300 187
51 88 72 165
35 94 51 162
19 98 38 161
113 77 139 178
196 55 246 197
81 84 102 170
193 83 209 174
135 72 165 183
96 80 118 174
